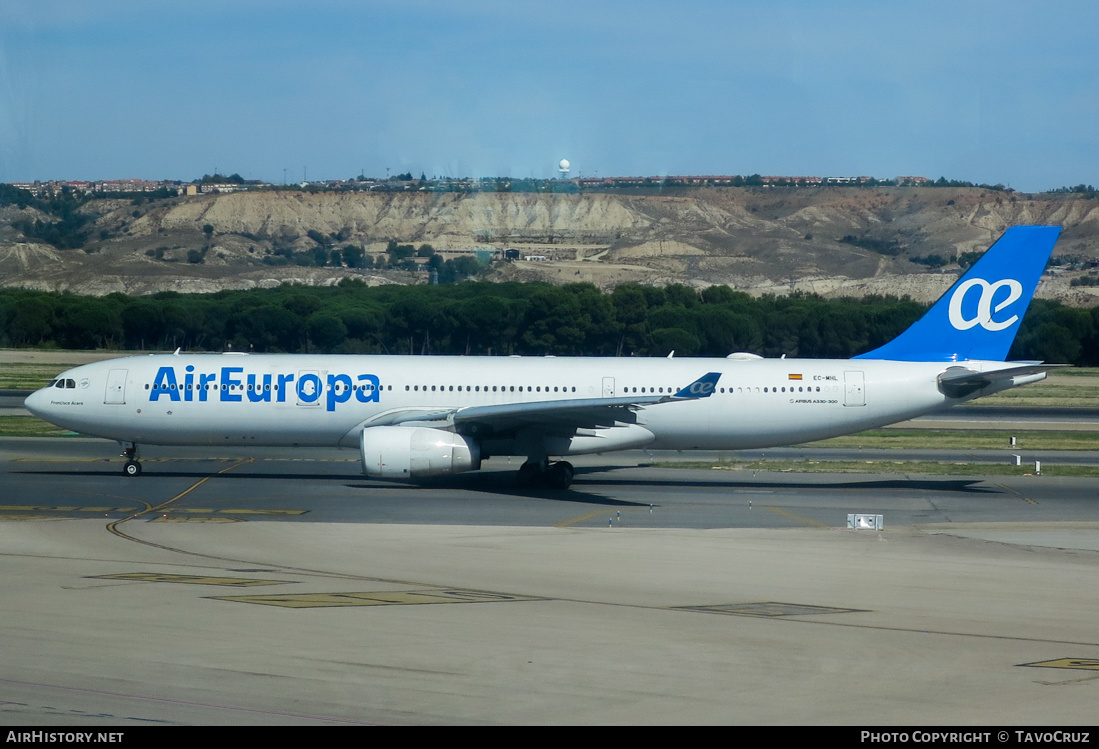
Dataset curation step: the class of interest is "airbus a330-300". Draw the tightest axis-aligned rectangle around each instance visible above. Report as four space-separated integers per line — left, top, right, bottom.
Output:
25 226 1063 490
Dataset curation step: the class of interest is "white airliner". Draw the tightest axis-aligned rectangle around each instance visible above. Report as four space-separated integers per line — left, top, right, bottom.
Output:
25 226 1063 489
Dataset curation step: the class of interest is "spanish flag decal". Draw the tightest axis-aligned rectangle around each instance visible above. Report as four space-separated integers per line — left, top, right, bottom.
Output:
788 373 803 381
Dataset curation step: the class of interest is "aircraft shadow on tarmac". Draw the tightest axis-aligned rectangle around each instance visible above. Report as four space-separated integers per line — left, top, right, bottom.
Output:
13 463 1005 508
12 466 640 507
349 468 647 507
363 465 1006 505
575 475 1004 495
14 468 363 482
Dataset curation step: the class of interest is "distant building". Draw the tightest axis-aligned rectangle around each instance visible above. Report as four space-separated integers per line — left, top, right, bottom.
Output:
761 176 824 185
93 179 168 193
8 179 185 197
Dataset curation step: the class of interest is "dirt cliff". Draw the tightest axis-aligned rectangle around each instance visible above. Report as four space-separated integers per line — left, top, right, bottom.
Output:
3 186 1098 304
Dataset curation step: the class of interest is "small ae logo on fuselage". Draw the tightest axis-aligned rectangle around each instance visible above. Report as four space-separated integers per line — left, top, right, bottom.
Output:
687 381 714 396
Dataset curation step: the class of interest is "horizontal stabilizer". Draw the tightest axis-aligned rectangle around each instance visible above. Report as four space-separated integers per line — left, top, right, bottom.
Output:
937 363 1068 398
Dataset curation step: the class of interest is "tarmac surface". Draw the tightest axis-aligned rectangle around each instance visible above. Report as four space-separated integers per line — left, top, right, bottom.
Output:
2 437 1099 725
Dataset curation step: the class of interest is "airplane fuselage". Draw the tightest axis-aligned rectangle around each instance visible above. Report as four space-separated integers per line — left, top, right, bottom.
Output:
28 353 1036 455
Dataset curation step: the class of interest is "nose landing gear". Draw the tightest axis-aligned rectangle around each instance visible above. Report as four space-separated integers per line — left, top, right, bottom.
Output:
121 443 142 476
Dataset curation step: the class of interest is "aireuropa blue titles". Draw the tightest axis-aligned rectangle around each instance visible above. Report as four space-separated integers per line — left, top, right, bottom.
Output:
149 366 381 411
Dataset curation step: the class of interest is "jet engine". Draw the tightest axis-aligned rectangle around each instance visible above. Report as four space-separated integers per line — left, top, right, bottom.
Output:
360 426 481 478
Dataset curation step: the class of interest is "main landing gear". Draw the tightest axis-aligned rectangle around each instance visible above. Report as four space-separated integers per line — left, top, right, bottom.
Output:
516 458 574 490
120 442 142 477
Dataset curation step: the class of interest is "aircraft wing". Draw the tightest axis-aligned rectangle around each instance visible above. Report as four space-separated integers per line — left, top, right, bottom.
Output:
937 363 1068 398
454 395 664 432
360 372 722 435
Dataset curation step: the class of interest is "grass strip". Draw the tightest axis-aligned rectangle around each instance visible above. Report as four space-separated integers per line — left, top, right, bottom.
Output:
805 429 1099 450
0 416 80 437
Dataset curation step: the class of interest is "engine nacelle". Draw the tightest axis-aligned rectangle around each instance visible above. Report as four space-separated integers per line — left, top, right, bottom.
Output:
360 426 481 478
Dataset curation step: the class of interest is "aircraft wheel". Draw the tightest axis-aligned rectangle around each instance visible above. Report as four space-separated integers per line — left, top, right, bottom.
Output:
546 461 574 490
123 460 142 477
516 461 541 488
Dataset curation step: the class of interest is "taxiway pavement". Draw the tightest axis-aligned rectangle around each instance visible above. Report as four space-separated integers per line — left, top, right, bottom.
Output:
2 438 1099 726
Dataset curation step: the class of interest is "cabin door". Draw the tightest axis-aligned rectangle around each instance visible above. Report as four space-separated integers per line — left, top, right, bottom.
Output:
843 371 865 407
104 369 128 404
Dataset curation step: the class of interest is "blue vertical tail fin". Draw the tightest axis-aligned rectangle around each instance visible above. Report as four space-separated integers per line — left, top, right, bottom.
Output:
854 226 1061 362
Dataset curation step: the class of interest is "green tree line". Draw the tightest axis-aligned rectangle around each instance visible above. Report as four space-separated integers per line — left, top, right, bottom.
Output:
1 283 1096 365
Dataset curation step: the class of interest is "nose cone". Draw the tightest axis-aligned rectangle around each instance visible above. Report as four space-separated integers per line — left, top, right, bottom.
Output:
24 387 51 419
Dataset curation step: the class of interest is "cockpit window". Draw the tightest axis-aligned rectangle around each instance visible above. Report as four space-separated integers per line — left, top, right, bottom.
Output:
51 379 76 389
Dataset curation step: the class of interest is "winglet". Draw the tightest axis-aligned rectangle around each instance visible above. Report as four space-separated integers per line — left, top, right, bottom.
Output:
670 372 721 399
854 226 1061 362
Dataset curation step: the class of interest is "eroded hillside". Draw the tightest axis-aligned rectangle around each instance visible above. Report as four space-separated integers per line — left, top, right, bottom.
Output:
2 186 1098 304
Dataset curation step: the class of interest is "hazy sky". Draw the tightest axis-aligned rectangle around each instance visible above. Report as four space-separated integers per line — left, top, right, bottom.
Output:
2 1 1095 191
